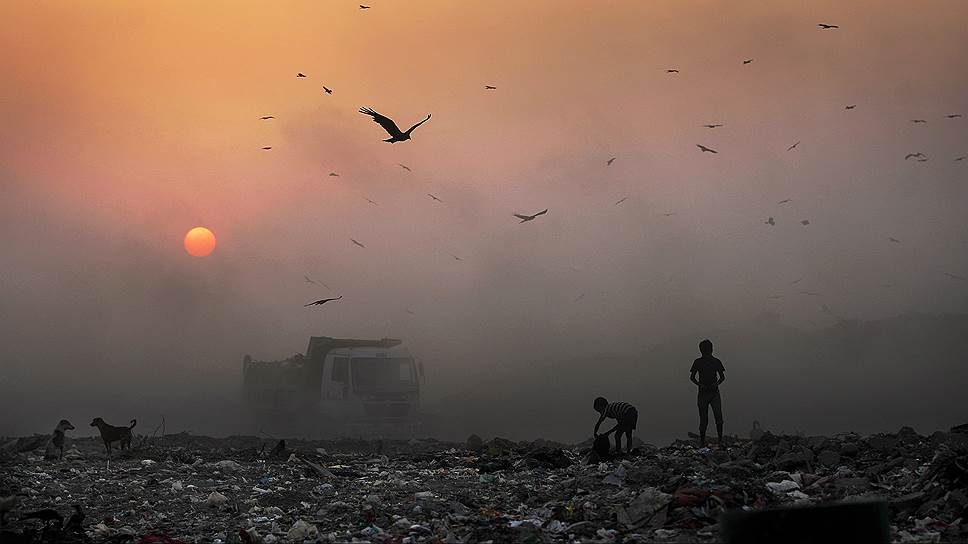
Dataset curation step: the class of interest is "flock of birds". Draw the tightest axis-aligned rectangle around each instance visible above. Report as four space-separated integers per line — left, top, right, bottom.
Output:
249 13 965 315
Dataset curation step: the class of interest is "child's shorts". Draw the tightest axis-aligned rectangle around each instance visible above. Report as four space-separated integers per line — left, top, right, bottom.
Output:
618 407 638 431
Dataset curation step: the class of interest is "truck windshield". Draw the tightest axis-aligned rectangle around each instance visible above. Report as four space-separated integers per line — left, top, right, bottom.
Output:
351 358 416 391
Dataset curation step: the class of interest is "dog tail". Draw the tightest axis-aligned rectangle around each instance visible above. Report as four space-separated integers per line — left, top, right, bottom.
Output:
129 419 137 429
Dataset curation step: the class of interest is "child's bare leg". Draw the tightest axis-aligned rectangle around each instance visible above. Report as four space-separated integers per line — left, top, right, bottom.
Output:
614 432 623 454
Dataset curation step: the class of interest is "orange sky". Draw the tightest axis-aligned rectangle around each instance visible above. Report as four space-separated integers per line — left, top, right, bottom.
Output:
1 0 967 392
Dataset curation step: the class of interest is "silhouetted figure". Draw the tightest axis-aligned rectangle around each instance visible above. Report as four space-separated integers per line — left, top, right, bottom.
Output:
690 339 725 447
513 209 548 223
593 397 638 455
304 296 342 307
322 86 333 94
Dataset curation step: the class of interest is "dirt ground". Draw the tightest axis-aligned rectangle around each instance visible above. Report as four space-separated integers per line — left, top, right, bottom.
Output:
2 427 967 543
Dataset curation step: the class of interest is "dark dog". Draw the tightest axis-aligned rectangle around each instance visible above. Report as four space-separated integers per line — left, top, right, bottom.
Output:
44 419 75 460
90 418 136 456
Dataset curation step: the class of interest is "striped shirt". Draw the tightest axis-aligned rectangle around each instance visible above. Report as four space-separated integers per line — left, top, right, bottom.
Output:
602 401 636 419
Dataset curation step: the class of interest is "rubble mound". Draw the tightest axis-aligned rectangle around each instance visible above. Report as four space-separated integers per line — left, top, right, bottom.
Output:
1 427 967 543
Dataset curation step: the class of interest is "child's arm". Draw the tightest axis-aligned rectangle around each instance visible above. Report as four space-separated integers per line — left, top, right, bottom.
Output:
593 414 606 436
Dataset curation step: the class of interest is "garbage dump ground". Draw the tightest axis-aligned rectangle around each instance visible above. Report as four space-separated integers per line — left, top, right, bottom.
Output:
2 426 967 543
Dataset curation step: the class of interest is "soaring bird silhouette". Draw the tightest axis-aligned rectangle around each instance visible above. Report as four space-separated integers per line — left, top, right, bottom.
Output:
359 107 431 143
484 85 497 90
697 144 718 153
296 73 307 77
350 238 366 248
911 119 927 123
261 146 272 150
845 105 856 110
259 115 275 120
398 163 412 172
322 86 333 94
956 156 966 162
818 23 839 29
427 193 443 202
703 124 723 128
304 276 331 290
606 157 617 166
946 114 962 118
514 209 548 223
305 296 342 307
666 69 679 73
800 219 810 225
743 59 753 64
362 197 378 206
614 197 628 206
446 253 463 262
889 237 901 243
329 172 339 177
905 153 926 160
788 141 800 151
765 217 775 226
359 4 370 8
778 198 792 204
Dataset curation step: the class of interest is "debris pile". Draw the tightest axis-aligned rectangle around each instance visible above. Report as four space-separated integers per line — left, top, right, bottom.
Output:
1 426 967 542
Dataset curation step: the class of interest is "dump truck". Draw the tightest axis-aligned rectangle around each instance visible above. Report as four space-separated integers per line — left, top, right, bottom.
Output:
242 336 424 435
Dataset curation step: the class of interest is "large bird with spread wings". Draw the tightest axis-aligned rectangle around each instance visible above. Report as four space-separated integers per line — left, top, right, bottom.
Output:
514 209 548 223
359 107 431 143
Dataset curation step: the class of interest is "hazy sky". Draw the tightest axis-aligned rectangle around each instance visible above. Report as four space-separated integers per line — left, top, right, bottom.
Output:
1 1 967 439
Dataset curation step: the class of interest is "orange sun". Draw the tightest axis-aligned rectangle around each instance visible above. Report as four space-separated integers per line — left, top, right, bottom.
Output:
184 226 216 257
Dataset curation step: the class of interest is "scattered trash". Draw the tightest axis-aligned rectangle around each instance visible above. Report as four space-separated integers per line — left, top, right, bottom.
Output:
1 428 965 541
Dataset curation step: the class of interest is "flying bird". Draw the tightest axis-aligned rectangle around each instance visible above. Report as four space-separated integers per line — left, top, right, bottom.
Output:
259 116 275 120
606 157 617 166
743 59 753 64
398 163 412 172
296 73 307 78
514 209 548 223
788 141 800 151
778 198 792 205
845 105 856 110
305 276 331 290
350 238 366 248
765 217 775 226
703 124 723 128
889 237 901 243
946 114 962 118
800 219 810 225
944 272 966 281
911 119 927 123
359 107 432 143
697 144 718 153
817 23 839 29
261 146 272 150
329 172 340 176
427 193 443 202
362 197 378 206
614 197 628 206
666 69 679 73
905 152 926 160
304 295 342 307
956 156 966 161
663 212 677 217
791 278 803 285
446 253 463 262
359 4 370 8
322 86 333 94
484 85 497 90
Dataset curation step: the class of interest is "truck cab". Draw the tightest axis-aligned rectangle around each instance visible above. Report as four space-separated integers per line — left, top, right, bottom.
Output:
242 336 424 435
